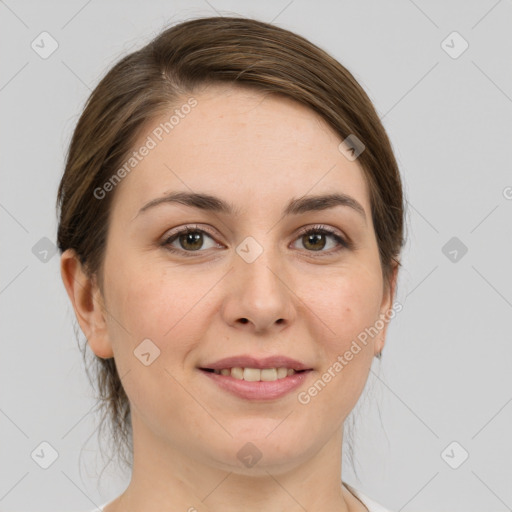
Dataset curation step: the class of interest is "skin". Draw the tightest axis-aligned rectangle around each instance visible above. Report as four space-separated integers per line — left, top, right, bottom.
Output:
61 83 398 512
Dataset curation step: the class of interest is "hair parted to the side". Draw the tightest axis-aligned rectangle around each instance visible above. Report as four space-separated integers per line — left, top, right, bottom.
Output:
56 15 405 480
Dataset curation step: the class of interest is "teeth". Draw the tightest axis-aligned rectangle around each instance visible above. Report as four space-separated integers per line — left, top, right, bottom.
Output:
260 368 277 381
212 367 297 381
277 367 288 379
231 367 244 380
243 368 261 381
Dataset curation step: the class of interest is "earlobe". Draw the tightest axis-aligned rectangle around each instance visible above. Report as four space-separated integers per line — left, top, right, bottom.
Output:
60 249 114 359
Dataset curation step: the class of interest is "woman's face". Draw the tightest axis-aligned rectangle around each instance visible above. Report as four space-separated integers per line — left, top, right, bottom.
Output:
86 84 396 473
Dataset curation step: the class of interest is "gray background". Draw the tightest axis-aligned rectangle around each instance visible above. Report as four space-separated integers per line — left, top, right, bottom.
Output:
1 1 511 511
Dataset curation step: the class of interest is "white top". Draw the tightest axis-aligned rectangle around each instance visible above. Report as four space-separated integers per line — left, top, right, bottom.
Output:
344 482 393 512
90 482 392 512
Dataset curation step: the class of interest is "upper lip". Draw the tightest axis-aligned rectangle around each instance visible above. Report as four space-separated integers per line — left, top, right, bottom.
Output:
200 354 312 371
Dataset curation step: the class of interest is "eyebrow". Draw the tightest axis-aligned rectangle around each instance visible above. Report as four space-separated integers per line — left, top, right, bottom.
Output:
134 191 367 223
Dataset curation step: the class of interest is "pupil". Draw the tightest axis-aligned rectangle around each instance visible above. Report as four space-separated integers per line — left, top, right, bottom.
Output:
181 232 202 250
305 233 325 251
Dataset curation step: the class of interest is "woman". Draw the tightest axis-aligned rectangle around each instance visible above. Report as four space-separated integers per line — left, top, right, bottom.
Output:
57 16 404 512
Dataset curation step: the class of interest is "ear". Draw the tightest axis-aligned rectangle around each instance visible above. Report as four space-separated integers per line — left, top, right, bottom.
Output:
60 249 114 359
375 261 399 357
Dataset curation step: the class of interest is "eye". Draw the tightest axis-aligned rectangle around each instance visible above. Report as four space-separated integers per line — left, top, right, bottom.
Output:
161 225 222 256
291 224 350 255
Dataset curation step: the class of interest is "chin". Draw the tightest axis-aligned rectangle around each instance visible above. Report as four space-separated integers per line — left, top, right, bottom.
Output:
203 431 312 475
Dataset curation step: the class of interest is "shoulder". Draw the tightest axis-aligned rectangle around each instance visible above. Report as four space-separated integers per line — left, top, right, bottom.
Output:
343 482 394 512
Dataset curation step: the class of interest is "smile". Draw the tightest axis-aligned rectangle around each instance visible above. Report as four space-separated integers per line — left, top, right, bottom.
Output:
199 367 312 400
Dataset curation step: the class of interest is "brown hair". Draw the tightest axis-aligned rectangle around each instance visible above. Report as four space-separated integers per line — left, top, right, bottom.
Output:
56 15 405 477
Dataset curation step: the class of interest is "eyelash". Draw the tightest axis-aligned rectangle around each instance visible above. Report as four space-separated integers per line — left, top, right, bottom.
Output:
161 224 350 258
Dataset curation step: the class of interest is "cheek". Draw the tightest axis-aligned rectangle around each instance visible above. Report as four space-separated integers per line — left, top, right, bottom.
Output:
311 267 382 347
103 256 213 358
101 259 209 414
297 272 382 421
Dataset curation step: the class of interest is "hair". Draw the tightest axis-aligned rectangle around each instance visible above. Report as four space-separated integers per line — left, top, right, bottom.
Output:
56 15 405 482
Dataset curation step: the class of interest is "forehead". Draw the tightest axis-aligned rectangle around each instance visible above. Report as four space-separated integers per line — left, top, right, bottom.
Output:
110 84 370 219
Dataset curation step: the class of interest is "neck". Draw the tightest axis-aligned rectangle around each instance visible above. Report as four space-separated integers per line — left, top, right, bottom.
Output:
110 414 355 512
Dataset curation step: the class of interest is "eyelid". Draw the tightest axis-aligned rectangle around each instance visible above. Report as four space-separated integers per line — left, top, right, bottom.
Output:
295 224 348 243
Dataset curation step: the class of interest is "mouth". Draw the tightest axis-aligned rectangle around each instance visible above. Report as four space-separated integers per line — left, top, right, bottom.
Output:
197 354 314 400
198 355 314 400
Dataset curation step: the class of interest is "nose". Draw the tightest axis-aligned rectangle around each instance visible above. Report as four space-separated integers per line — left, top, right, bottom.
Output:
221 245 296 334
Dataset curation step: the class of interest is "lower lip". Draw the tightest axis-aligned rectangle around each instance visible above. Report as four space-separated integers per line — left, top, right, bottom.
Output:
199 369 312 400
